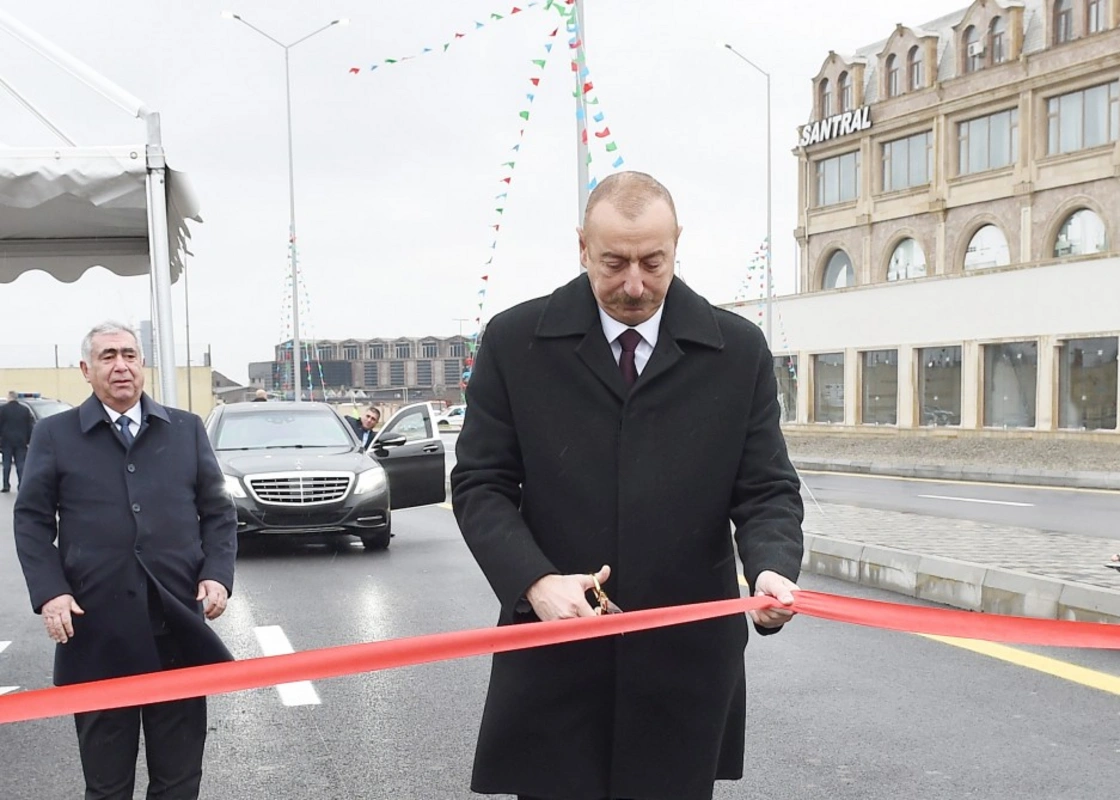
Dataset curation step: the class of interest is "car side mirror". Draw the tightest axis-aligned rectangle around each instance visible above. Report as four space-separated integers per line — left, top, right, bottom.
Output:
371 432 407 449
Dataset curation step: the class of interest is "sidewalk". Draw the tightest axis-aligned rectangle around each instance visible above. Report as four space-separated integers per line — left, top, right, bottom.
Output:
785 430 1120 490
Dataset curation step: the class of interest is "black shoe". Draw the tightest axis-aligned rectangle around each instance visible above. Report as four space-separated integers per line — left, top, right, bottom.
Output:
0 487 9 493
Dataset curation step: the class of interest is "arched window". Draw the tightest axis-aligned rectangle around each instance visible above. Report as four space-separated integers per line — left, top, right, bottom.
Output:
990 17 1007 64
886 54 900 97
964 26 983 73
908 46 924 90
819 78 832 117
1055 0 1074 43
886 238 928 281
839 72 852 112
1054 208 1108 256
964 225 1012 270
823 250 855 289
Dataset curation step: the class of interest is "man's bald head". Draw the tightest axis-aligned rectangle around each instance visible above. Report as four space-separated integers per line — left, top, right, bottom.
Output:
582 171 678 231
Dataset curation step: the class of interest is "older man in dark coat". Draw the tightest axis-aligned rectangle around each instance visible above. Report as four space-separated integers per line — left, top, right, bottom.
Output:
451 172 805 800
14 321 237 800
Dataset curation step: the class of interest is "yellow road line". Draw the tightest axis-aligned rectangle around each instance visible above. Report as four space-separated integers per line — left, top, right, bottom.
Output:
797 469 1120 496
918 634 1120 696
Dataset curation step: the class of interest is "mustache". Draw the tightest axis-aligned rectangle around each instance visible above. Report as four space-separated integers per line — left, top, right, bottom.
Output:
608 292 651 308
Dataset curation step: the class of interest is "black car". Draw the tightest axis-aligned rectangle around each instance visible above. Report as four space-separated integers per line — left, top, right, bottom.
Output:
0 395 73 421
205 401 446 550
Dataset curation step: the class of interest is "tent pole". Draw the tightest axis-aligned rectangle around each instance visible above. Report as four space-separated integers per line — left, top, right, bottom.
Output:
146 113 178 407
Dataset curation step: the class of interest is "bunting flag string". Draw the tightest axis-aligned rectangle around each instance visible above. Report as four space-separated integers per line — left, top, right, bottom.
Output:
464 13 570 396
347 1 571 73
567 11 625 193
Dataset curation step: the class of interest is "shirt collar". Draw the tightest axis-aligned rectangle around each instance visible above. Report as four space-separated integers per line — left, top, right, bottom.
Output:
102 401 142 428
598 302 664 348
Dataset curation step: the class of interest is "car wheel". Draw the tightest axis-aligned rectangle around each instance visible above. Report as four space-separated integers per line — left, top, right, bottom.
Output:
360 517 392 551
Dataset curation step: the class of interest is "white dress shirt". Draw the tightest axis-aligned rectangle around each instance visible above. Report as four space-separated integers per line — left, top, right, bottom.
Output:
102 401 142 439
598 303 664 376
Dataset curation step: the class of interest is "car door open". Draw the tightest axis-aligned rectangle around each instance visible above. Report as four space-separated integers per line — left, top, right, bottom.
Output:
368 402 446 509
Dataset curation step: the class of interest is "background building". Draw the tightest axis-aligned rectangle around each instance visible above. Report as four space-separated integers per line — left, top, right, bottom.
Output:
250 335 470 405
728 0 1119 437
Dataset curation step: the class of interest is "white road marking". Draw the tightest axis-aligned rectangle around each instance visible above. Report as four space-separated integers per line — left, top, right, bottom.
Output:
0 641 16 694
0 641 10 654
918 494 1034 507
253 626 321 707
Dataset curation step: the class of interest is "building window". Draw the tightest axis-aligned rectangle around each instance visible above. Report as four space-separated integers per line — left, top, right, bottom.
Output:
449 341 465 357
822 250 855 289
363 362 380 387
1047 81 1119 154
983 342 1038 428
389 361 406 386
990 17 1008 64
1059 337 1118 429
343 345 358 361
964 26 983 73
882 131 932 192
813 353 845 423
885 55 900 98
395 342 411 359
839 72 852 112
861 350 898 425
908 46 924 90
368 343 384 360
1054 208 1109 256
1088 0 1105 33
819 78 832 117
815 151 860 206
444 359 462 385
964 225 1012 270
919 347 962 426
317 346 333 361
421 341 439 358
1055 0 1074 43
959 108 1019 174
416 360 433 386
886 238 927 281
773 356 798 423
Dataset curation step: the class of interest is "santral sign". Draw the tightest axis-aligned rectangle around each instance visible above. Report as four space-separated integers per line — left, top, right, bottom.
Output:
798 106 872 146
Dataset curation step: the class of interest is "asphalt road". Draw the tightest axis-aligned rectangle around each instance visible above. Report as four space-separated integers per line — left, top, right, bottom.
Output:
1 497 1118 799
443 431 1120 540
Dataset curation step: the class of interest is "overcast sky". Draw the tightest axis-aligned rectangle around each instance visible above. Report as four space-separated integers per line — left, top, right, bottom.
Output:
0 0 967 384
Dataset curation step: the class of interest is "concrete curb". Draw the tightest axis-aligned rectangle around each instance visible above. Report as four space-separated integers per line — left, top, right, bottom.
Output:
803 532 1120 625
792 457 1120 491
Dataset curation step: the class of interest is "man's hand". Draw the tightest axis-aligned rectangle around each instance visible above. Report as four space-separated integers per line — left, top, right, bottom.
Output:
748 570 799 629
41 594 84 644
526 565 612 621
196 580 229 620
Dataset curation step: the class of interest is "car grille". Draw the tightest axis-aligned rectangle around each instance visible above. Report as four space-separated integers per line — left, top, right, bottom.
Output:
256 509 351 529
246 472 353 506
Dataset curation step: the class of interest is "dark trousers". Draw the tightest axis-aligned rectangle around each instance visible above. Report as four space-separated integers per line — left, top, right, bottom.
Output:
1 443 26 489
73 636 207 800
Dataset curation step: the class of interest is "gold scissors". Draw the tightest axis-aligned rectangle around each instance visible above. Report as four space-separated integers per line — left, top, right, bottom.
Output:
590 573 616 615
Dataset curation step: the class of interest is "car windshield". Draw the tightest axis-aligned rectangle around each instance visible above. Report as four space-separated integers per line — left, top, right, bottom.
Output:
27 400 71 418
215 409 353 450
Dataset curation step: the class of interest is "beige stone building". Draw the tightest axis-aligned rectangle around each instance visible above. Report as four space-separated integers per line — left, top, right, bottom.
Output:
728 0 1119 436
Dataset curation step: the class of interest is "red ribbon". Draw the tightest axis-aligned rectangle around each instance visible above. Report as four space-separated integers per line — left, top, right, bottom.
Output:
0 591 1115 725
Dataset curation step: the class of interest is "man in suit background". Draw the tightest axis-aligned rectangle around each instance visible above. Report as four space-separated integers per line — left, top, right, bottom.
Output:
350 405 381 448
1 389 34 492
452 172 804 800
14 321 238 800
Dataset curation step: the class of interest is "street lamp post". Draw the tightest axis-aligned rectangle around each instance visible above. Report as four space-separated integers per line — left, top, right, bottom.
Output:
223 11 347 401
722 43 773 348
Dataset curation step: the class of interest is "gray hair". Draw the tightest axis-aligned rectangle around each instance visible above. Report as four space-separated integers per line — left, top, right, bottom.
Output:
81 321 143 363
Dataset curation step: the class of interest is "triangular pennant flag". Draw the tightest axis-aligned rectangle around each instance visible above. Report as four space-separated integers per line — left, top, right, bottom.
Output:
527 93 535 102
496 192 508 199
512 6 522 12
612 156 624 168
576 106 585 120
519 110 530 120
595 127 611 138
571 60 579 72
586 152 592 164
385 58 398 64
583 81 593 93
348 67 360 74
593 111 604 122
492 224 500 230
581 129 588 144
476 21 485 28
550 27 558 36
491 241 498 248
530 77 540 86
370 65 379 70
481 275 490 281
422 47 432 53
532 59 547 68
443 43 451 51
569 38 582 49
491 13 504 19
588 177 598 191
501 177 512 184
544 43 553 52
605 141 618 152
587 96 599 104
496 208 504 214
502 161 516 167
580 66 589 78
485 258 493 265
512 144 521 151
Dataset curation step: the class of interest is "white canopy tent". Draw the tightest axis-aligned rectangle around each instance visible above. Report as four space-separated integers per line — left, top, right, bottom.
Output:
0 9 202 404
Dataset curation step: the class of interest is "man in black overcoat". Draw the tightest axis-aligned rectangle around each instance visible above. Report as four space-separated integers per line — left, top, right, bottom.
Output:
1 389 34 492
451 172 805 800
14 321 237 800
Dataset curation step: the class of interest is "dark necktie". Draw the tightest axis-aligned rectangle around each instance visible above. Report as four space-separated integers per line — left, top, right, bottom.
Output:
116 416 135 447
617 328 642 389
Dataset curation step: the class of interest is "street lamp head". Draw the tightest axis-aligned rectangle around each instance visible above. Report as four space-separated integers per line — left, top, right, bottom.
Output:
333 18 350 26
220 10 239 20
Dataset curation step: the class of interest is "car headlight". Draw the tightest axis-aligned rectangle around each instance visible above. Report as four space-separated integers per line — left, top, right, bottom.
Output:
353 467 387 496
223 475 246 499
